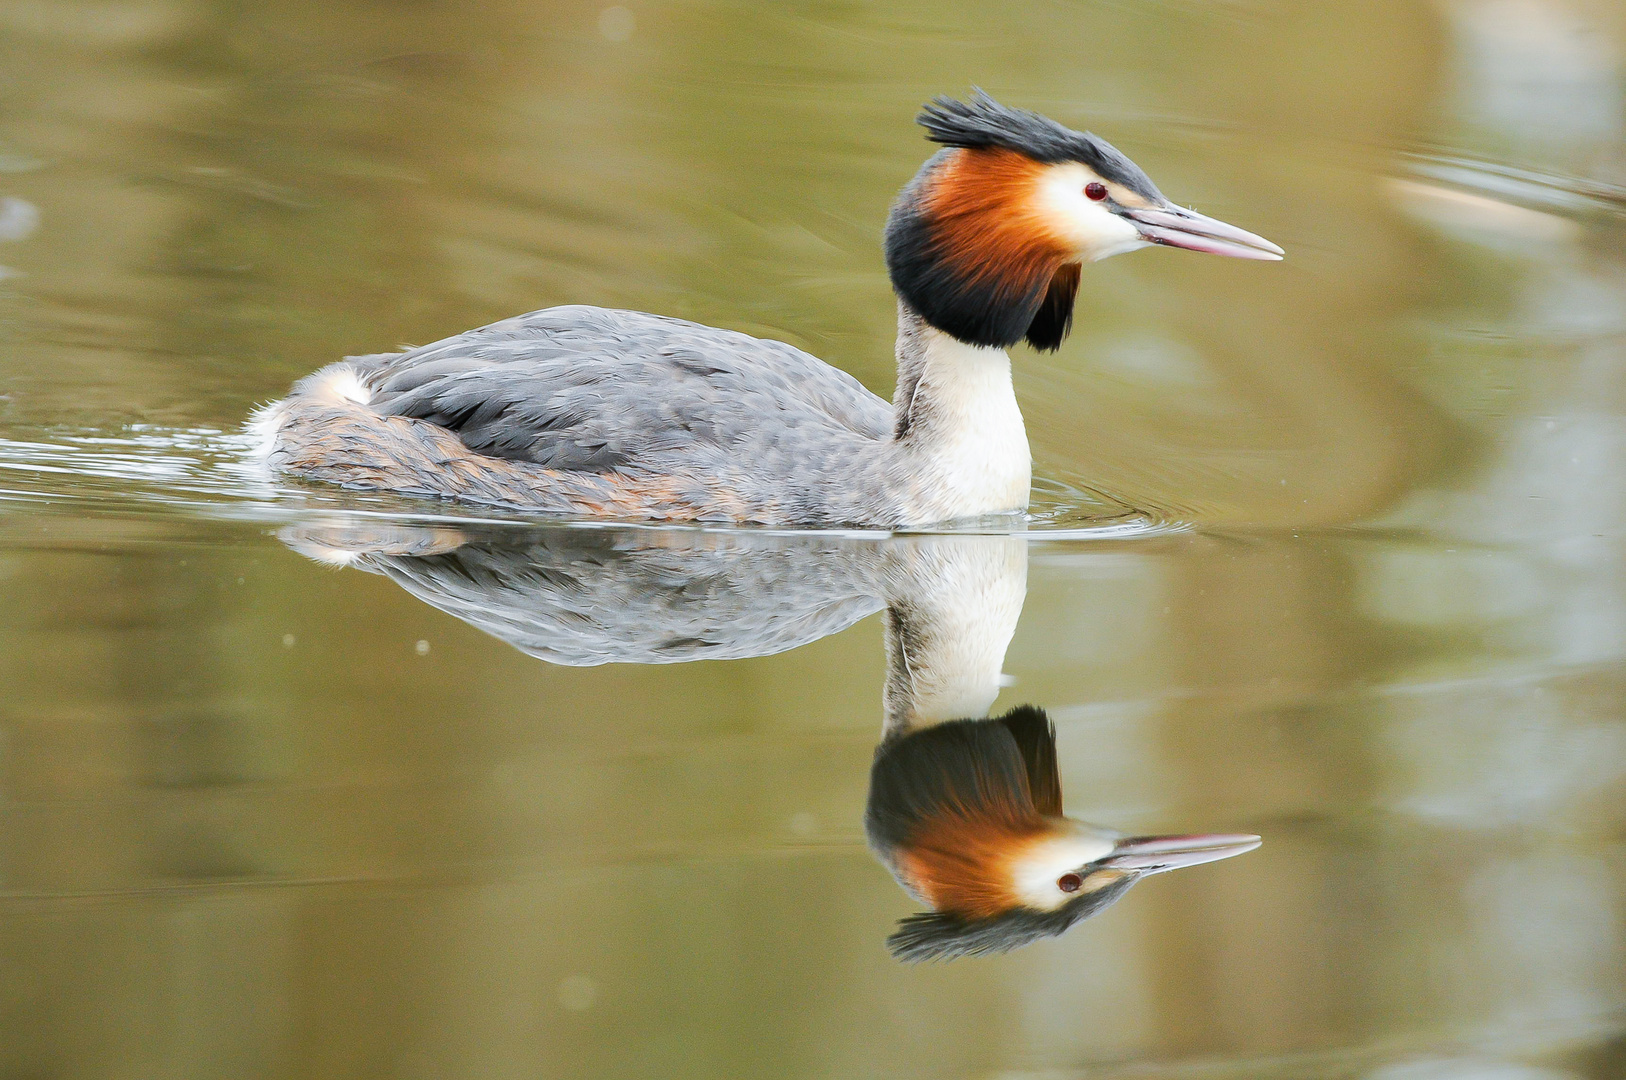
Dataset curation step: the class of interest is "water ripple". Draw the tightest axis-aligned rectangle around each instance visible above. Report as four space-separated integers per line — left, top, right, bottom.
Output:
0 426 1181 540
1405 151 1626 220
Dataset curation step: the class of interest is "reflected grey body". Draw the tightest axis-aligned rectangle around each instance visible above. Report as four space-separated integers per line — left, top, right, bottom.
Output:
286 523 887 665
253 305 1030 527
283 522 1025 723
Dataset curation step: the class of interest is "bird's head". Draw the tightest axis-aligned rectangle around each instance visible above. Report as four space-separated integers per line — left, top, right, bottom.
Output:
865 706 1260 962
883 92 1283 352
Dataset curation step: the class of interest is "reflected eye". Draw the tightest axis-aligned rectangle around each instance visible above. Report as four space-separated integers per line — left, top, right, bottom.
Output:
1084 182 1108 201
1057 873 1084 893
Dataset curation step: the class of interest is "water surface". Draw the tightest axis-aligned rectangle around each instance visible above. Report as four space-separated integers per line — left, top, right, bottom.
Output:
0 1 1624 1078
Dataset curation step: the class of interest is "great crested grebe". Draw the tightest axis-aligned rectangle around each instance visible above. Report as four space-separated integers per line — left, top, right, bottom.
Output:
251 93 1281 526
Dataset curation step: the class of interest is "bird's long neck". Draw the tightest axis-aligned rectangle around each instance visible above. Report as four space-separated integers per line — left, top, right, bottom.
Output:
879 536 1028 739
889 303 1032 522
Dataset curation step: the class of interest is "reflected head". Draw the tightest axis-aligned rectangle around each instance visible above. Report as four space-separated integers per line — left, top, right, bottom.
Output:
866 706 1260 962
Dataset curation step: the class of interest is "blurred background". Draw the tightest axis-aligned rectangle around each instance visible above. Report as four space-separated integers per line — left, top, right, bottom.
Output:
0 0 1623 1077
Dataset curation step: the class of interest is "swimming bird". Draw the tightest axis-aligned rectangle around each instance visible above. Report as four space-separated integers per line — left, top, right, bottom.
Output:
252 92 1281 526
867 707 1261 961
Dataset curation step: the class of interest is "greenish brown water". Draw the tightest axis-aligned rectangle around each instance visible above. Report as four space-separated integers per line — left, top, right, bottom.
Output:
1 0 1625 1077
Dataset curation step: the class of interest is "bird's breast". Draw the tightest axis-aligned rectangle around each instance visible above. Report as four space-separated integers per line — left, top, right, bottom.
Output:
897 334 1032 521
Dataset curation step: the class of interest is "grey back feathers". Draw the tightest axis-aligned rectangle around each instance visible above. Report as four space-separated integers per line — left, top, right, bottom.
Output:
371 306 890 472
312 304 935 525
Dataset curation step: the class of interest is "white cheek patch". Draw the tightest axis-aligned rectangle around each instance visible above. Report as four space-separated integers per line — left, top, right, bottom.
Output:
1010 830 1118 911
1035 165 1150 263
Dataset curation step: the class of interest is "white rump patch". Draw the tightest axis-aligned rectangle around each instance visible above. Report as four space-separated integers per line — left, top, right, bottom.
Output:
318 365 373 405
279 534 361 567
244 400 290 460
243 362 372 460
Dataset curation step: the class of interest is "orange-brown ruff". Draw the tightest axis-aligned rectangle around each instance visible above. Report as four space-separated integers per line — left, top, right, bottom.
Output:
250 93 1281 526
920 147 1083 349
868 707 1064 917
900 803 1059 919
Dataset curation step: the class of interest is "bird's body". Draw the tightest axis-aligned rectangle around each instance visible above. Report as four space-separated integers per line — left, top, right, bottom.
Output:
252 303 1030 526
252 94 1280 527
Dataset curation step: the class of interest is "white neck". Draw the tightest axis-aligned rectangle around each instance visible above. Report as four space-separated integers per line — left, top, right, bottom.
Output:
880 536 1028 737
891 306 1032 523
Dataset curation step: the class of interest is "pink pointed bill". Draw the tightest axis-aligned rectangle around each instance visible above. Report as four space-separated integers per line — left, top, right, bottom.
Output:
1100 832 1263 873
1124 206 1284 261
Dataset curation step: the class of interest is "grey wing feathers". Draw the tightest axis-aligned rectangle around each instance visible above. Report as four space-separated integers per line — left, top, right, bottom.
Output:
364 306 890 472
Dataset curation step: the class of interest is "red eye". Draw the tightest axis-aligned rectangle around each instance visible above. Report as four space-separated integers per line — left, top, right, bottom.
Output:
1058 873 1084 893
1085 182 1108 201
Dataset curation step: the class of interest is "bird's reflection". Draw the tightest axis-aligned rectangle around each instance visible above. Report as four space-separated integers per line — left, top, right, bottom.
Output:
283 524 889 666
284 521 1258 960
870 710 1259 960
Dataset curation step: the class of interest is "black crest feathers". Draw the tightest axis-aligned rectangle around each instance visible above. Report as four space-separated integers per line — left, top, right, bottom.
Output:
885 879 1134 963
916 91 1161 198
885 92 1159 350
